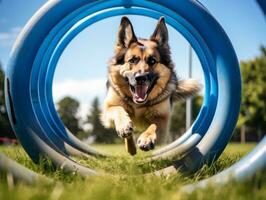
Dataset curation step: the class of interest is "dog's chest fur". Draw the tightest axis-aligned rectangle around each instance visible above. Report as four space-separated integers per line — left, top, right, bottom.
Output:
130 98 171 131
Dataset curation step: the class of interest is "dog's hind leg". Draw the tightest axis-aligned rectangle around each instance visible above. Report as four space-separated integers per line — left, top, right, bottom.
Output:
125 135 137 155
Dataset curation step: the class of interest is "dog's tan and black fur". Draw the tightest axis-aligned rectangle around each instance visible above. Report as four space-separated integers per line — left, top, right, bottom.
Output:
101 17 201 155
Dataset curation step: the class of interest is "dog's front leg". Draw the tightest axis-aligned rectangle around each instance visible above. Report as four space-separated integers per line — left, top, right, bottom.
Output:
137 124 157 151
137 116 169 151
102 106 133 138
102 106 136 155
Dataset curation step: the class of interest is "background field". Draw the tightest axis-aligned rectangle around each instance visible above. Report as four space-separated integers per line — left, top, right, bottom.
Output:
0 143 265 200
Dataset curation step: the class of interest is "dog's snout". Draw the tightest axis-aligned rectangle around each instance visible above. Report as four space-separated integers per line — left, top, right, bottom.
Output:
135 72 149 84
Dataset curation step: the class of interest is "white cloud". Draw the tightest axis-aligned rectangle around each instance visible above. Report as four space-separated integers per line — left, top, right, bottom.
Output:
53 78 106 101
79 102 91 120
0 32 10 40
0 26 22 46
10 26 22 34
53 78 107 120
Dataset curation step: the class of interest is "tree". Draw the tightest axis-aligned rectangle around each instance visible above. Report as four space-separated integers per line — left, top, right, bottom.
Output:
86 97 117 143
237 46 266 141
169 101 186 140
169 95 203 141
192 95 203 120
57 96 81 135
0 62 15 138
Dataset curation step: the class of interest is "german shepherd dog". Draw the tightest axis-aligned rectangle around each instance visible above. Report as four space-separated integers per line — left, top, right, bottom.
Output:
101 17 201 155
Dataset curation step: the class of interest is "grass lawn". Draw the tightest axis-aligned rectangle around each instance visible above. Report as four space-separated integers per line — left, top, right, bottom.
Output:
0 142 265 200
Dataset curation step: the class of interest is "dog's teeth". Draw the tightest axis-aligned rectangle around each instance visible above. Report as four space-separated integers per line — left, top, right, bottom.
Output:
133 94 148 104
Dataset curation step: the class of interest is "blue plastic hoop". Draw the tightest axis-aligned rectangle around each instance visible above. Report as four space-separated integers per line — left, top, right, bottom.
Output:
5 0 242 174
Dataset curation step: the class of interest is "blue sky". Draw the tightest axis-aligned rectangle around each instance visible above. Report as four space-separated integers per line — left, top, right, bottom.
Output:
0 0 265 121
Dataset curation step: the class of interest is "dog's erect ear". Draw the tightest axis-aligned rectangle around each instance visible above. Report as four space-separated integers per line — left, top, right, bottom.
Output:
116 17 137 49
150 17 168 46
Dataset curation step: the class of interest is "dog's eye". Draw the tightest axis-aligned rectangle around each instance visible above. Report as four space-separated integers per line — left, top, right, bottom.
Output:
128 57 139 64
147 57 157 66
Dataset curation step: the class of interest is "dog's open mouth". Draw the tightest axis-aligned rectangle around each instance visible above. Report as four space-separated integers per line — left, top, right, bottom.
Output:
127 72 158 104
130 84 149 103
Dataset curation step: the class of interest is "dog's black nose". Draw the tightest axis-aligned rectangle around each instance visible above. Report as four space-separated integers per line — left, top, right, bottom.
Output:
135 72 149 84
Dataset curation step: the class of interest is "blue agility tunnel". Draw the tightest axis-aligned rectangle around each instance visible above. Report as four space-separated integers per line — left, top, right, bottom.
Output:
2 0 265 188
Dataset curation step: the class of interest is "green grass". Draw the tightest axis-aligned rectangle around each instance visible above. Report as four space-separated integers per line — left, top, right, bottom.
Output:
0 143 265 200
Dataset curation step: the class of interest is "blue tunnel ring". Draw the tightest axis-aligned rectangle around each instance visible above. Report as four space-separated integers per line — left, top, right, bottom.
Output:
35 3 215 161
5 0 241 176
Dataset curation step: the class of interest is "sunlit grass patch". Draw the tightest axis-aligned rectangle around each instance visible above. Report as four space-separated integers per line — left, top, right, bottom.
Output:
0 143 264 200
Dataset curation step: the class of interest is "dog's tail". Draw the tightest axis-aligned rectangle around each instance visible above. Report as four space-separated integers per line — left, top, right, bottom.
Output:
171 79 202 101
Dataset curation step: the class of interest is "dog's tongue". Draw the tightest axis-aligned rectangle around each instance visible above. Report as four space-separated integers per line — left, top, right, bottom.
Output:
134 85 148 101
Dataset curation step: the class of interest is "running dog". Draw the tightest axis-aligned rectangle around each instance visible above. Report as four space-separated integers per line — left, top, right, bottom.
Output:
101 16 201 155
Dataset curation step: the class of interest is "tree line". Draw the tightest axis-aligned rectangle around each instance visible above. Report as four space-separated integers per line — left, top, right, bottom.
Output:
56 95 201 144
0 47 265 143
0 63 15 139
234 46 266 142
57 96 118 143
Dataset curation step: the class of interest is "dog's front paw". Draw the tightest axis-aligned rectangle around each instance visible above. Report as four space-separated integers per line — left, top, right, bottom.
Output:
137 134 156 151
137 124 157 151
116 120 134 138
